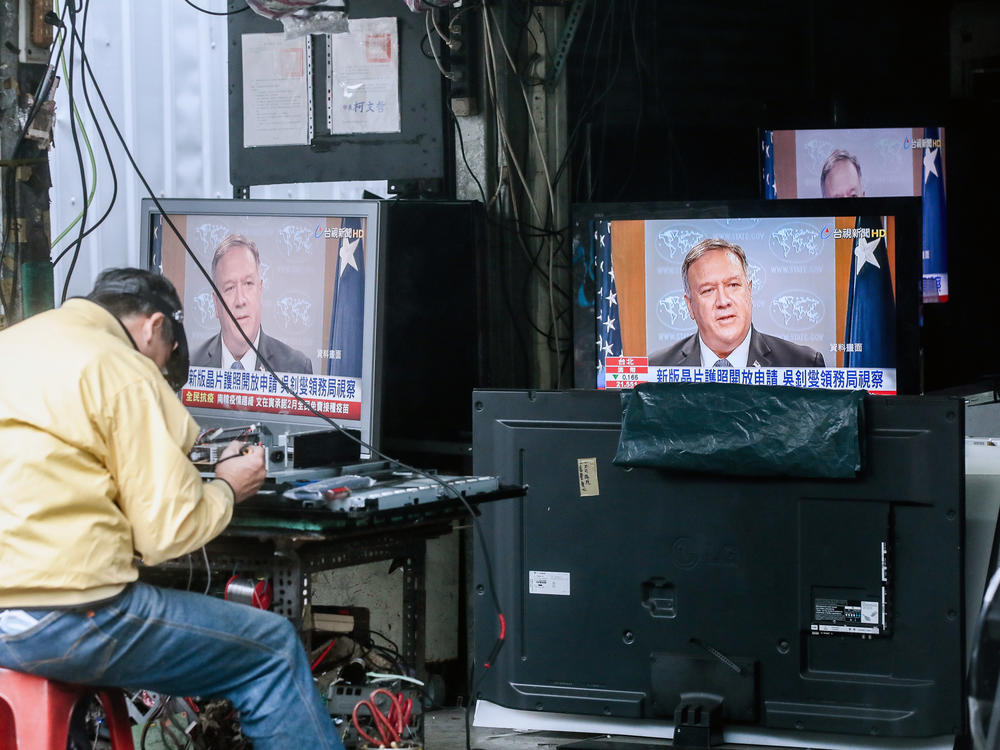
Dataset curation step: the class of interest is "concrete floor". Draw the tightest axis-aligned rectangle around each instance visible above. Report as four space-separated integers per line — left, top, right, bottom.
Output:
420 707 960 750
424 708 660 750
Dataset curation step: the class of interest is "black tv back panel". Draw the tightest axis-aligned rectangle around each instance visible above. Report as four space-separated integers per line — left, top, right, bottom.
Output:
472 389 966 740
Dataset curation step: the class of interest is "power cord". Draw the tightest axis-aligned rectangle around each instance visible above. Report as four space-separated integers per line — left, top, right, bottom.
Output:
57 3 509 711
49 3 120 268
0 4 69 316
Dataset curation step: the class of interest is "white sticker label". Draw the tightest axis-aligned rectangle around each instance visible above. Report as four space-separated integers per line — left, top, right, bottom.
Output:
577 457 599 497
529 570 571 596
860 600 880 624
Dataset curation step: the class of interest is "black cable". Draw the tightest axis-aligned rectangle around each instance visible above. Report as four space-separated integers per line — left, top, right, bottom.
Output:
60 2 90 303
588 6 622 202
369 629 401 657
0 8 69 315
53 0 119 267
555 3 621 198
449 107 486 205
69 5 508 702
182 0 250 15
612 0 643 201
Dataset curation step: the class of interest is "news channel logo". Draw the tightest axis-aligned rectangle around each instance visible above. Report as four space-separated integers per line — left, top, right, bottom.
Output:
769 222 825 264
905 135 942 150
768 289 825 331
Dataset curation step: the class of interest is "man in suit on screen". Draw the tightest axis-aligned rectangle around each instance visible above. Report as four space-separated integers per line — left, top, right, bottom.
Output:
191 234 313 374
648 238 826 368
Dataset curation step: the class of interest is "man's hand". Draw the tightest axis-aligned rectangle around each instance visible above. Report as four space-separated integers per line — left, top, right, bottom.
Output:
214 440 266 503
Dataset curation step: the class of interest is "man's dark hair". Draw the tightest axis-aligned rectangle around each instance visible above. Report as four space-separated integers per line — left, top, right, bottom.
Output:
87 268 182 332
87 267 190 391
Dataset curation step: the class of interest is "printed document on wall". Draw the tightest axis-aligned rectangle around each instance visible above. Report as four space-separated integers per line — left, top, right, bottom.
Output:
327 17 400 135
241 33 313 148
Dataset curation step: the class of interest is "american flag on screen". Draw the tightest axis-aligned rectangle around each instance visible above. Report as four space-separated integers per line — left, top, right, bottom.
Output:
844 215 896 369
327 217 365 378
922 126 948 300
595 220 622 388
762 130 777 199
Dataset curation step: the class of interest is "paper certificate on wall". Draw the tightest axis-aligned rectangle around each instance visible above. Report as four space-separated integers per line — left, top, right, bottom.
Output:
241 33 313 148
327 17 401 135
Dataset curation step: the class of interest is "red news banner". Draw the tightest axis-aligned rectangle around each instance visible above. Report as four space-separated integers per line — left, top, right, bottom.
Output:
182 389 360 419
183 368 363 419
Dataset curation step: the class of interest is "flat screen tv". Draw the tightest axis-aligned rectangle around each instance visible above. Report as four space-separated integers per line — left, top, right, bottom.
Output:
472 388 966 744
139 198 383 450
762 127 947 303
570 198 922 395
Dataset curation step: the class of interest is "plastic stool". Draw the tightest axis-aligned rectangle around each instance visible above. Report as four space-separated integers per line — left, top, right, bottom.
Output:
0 668 134 749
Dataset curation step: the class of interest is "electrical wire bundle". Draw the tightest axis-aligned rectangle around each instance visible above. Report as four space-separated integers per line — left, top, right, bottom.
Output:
311 630 406 686
422 1 575 389
136 694 201 750
0 2 71 321
351 687 417 749
482 2 572 389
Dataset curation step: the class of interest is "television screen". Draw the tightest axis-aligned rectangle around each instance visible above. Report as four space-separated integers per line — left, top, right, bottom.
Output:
472 388 966 742
140 198 382 450
762 127 947 303
572 198 922 395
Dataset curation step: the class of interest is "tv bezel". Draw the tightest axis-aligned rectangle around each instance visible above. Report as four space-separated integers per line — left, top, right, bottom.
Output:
571 197 923 394
138 197 385 451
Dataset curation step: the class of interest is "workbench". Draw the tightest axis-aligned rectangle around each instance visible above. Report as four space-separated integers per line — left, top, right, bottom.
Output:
142 480 523 677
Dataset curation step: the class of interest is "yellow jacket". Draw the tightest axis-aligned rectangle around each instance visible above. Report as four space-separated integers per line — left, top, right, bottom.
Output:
0 299 233 607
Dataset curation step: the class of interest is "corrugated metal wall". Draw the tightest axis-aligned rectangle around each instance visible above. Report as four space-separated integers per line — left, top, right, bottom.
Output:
49 0 385 300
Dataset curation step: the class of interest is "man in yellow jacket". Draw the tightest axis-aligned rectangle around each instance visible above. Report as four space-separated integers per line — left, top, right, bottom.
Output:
0 268 344 750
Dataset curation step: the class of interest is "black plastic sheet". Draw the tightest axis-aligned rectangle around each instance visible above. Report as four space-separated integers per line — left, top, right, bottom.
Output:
613 382 865 479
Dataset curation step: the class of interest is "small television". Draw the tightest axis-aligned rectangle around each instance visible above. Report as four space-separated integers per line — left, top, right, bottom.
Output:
472 388 966 743
139 198 383 450
570 198 922 395
762 127 948 303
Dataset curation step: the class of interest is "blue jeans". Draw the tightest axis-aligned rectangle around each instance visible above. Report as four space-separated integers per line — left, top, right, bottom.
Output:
0 582 344 750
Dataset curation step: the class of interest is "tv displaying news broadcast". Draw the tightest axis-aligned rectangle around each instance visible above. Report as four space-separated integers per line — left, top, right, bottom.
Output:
145 201 379 443
575 199 921 395
762 127 947 302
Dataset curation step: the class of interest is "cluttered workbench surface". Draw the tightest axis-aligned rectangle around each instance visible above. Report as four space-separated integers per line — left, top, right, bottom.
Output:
228 457 523 535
